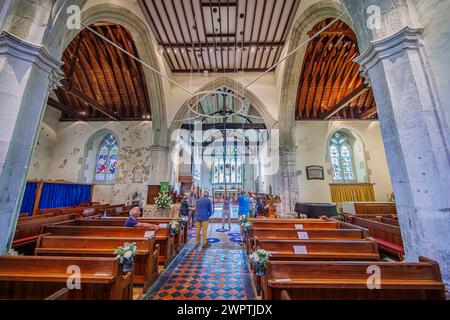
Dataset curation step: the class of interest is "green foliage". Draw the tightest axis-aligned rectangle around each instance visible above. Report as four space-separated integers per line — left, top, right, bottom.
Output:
154 192 173 209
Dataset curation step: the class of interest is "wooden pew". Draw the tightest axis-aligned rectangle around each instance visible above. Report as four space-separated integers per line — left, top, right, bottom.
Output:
249 220 339 229
348 216 404 260
138 218 187 251
12 213 78 253
43 225 173 266
53 219 177 260
253 228 366 240
378 217 400 226
35 235 159 292
246 218 368 254
256 239 380 261
262 257 445 300
92 217 188 252
0 256 133 300
249 228 366 254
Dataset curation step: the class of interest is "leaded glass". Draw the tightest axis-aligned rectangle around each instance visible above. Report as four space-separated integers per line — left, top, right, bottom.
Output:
95 134 119 183
329 132 355 182
212 147 243 184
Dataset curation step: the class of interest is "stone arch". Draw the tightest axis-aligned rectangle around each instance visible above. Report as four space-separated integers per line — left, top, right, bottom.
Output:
78 128 120 184
44 2 168 147
169 76 276 147
278 0 352 146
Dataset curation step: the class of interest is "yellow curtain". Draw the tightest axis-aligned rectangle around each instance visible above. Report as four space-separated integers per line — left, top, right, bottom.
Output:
329 184 375 203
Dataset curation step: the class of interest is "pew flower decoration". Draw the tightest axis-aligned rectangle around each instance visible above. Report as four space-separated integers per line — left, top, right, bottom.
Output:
249 249 271 276
154 192 173 209
114 242 138 272
240 217 253 235
180 215 188 227
168 220 180 236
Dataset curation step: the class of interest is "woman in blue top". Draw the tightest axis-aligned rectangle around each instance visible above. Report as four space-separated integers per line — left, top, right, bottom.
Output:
237 191 250 218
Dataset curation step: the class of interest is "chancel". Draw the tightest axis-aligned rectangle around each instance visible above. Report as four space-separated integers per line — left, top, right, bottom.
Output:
0 0 449 302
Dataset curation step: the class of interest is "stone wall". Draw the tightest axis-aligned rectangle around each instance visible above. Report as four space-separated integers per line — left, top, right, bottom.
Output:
295 120 393 202
28 107 154 205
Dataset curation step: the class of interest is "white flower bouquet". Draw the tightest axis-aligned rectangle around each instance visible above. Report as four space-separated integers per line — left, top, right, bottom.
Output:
168 220 180 235
154 192 173 209
249 249 271 275
114 242 138 264
240 218 253 234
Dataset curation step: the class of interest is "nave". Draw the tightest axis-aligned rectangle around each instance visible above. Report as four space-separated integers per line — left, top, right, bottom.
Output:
1 0 449 304
147 223 255 300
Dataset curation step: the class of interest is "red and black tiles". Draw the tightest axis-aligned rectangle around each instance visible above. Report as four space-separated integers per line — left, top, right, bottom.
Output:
147 224 255 300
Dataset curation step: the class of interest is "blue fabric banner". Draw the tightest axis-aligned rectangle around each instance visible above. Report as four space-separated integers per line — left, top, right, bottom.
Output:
38 183 92 209
19 182 38 215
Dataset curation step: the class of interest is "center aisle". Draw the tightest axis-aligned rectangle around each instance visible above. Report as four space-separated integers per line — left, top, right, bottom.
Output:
146 223 256 300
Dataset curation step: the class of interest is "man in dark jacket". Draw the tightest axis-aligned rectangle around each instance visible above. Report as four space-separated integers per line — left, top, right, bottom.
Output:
195 191 213 248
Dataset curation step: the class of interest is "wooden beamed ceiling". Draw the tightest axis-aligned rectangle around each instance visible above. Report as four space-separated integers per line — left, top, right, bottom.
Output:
54 23 152 121
139 0 301 72
296 19 377 120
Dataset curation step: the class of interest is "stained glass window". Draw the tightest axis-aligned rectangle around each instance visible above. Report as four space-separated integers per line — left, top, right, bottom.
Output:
95 133 119 183
329 132 355 182
212 147 243 184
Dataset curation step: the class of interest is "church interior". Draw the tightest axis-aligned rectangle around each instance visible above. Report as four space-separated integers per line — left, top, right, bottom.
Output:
0 0 449 301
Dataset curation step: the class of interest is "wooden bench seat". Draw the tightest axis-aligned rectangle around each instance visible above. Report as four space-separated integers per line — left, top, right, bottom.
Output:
12 213 78 253
43 225 174 265
35 235 159 292
245 218 368 254
87 217 187 252
249 228 366 253
0 256 133 300
256 239 380 261
262 257 445 300
348 216 404 260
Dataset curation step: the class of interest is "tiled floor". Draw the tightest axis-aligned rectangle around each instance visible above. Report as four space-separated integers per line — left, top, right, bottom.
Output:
146 223 256 300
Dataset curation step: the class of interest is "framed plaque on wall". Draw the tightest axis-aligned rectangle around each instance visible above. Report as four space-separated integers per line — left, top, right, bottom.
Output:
306 166 324 180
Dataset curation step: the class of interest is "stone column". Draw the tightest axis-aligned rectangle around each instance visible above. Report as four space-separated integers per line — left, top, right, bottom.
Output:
355 27 450 290
0 31 63 254
148 145 171 185
277 145 300 212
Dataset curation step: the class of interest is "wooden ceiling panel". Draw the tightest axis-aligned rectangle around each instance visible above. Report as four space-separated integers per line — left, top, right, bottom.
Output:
54 24 151 121
139 0 301 72
295 19 377 120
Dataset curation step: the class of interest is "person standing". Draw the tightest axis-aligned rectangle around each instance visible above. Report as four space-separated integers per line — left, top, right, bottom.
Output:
222 191 232 230
188 191 197 227
195 191 213 248
179 193 190 218
249 193 256 218
237 190 250 219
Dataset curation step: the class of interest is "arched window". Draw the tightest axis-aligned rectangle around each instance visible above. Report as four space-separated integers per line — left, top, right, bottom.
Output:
212 146 243 185
95 133 119 183
329 132 356 182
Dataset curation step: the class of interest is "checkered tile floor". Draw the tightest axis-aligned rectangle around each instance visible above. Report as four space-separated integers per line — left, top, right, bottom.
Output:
146 224 256 300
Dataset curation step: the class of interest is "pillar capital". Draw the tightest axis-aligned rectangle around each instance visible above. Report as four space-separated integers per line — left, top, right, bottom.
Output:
149 145 171 153
278 145 298 155
355 27 424 73
0 31 63 73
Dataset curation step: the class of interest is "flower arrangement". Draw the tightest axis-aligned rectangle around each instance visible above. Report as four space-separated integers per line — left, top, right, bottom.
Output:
168 220 180 235
249 249 271 276
154 192 173 209
180 215 188 227
240 216 253 235
114 242 138 270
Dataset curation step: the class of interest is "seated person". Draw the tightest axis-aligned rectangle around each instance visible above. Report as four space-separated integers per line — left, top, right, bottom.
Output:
124 207 159 230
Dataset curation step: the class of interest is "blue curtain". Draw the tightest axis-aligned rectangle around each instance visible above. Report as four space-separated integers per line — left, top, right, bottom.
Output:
20 182 38 215
39 183 92 209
